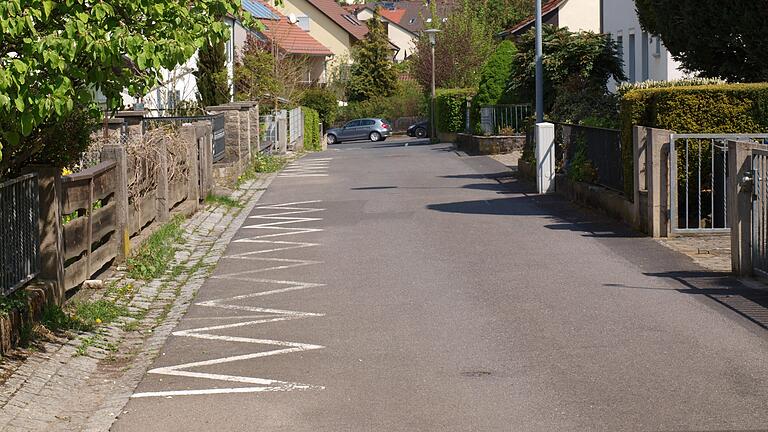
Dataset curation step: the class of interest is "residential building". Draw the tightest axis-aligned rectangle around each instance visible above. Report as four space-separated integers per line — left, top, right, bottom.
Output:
355 6 416 62
601 0 687 86
498 0 601 39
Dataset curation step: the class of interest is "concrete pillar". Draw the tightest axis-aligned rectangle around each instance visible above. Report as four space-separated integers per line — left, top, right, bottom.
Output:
633 126 648 229
278 112 288 155
115 110 145 137
100 144 131 260
156 136 169 222
250 104 260 155
646 128 671 238
35 166 65 305
181 125 201 210
535 122 555 194
728 140 761 277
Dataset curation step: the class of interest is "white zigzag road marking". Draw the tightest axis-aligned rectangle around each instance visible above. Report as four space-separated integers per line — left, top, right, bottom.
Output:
278 159 331 178
131 201 326 398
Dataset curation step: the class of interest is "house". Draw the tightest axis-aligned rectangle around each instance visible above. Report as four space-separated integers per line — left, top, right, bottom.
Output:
355 6 416 62
498 0 601 39
272 0 368 72
123 0 332 114
601 0 687 86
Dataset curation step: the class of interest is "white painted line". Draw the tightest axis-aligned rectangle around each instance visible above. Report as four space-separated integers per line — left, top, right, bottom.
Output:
132 201 328 399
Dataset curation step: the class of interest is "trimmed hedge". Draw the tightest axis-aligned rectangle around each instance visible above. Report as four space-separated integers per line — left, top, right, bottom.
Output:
619 83 768 197
302 106 322 151
435 88 476 133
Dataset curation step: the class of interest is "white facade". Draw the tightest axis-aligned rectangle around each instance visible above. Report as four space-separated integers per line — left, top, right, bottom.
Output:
602 0 687 88
558 0 601 33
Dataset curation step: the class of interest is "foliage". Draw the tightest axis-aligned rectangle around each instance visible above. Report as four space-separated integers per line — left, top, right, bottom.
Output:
471 40 518 132
347 9 398 102
338 80 426 125
0 0 251 175
617 78 727 96
127 214 185 280
234 37 279 104
619 83 768 196
301 88 338 127
435 88 476 133
470 0 533 34
196 41 230 107
40 304 91 332
302 107 322 151
506 25 625 112
551 77 620 128
411 0 495 90
0 290 28 316
251 153 288 173
635 0 768 82
73 299 129 328
566 134 597 183
205 193 243 208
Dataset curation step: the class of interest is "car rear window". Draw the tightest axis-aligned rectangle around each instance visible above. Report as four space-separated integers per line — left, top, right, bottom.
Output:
362 120 376 126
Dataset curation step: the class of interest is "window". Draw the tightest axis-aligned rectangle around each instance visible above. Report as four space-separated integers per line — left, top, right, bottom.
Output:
628 33 636 82
297 16 310 31
616 34 624 63
641 31 649 81
345 120 361 128
654 37 661 57
362 120 376 126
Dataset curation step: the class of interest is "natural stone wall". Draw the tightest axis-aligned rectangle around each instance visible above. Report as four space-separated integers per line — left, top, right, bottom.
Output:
456 133 525 155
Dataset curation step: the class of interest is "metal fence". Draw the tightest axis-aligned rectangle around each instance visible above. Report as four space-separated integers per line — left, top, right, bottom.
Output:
670 134 768 234
143 113 226 162
288 107 302 145
556 123 624 193
0 173 40 296
752 148 768 277
479 104 531 135
260 114 278 152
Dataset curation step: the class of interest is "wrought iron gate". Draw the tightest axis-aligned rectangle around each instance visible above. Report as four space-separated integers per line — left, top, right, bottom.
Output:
670 133 768 234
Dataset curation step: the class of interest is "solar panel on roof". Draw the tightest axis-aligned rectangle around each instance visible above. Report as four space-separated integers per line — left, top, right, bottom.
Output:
242 0 280 20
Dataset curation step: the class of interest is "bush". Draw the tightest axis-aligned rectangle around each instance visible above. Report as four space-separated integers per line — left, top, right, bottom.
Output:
338 80 426 125
472 40 518 132
435 88 476 133
301 88 338 127
302 107 322 151
619 83 768 196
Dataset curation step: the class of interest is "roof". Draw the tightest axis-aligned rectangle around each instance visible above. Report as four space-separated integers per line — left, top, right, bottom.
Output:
305 0 369 41
378 8 406 25
499 0 563 37
246 0 332 56
354 1 459 34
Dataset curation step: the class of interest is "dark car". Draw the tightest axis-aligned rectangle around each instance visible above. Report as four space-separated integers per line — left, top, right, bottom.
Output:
406 120 430 138
326 118 392 144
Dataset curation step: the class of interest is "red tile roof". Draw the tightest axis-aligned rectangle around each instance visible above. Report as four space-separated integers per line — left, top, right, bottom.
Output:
501 0 563 37
256 1 332 55
379 8 406 25
305 0 369 41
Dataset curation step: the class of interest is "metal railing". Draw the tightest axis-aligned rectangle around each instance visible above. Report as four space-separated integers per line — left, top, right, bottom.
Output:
670 134 768 234
288 107 303 145
479 104 531 135
144 113 226 162
0 173 40 296
556 123 624 193
752 148 768 277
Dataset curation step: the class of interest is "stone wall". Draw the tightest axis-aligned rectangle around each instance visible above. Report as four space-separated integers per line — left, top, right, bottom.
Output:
456 133 525 155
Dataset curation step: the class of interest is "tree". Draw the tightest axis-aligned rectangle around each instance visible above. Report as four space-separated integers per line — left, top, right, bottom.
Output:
635 0 768 82
346 9 397 102
0 0 252 175
411 0 494 91
234 37 279 104
471 40 517 131
506 25 625 112
196 41 231 107
471 0 533 34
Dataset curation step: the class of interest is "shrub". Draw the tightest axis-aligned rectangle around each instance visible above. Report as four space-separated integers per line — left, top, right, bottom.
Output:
338 80 426 125
472 40 518 132
619 83 768 197
302 107 322 151
301 88 338 127
435 88 476 133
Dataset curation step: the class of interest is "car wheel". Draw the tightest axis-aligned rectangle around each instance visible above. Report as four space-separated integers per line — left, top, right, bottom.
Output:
369 131 381 142
415 127 427 138
327 134 337 145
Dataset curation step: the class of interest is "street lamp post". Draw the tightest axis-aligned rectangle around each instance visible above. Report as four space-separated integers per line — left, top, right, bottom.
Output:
535 0 543 123
424 28 441 142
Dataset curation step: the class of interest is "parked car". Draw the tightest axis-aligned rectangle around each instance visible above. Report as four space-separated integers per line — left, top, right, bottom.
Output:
326 118 391 144
406 120 430 138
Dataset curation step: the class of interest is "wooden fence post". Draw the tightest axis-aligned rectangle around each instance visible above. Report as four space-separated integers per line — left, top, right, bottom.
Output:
181 125 201 210
35 166 65 305
101 144 131 260
156 136 169 222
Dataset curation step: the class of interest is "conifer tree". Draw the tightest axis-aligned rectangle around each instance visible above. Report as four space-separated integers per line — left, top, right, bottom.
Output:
346 10 397 102
196 41 231 107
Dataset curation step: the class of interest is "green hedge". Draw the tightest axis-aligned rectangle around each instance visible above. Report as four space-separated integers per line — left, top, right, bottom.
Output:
435 88 476 133
619 83 768 196
302 106 322 151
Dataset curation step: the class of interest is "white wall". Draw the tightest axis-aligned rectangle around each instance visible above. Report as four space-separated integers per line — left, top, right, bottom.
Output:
558 0 601 33
602 0 686 88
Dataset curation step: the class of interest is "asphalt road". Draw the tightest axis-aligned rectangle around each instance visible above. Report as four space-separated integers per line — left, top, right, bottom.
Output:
112 136 768 431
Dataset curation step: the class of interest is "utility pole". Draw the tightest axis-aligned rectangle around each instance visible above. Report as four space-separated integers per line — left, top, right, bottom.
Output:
535 0 544 123
424 28 440 142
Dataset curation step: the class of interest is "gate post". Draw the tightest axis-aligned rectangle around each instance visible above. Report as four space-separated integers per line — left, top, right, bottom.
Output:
633 126 648 230
646 128 671 238
100 144 131 260
728 140 758 276
535 122 555 194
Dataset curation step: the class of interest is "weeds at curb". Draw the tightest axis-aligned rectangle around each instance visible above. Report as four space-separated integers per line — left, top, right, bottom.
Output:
205 194 242 209
127 214 185 280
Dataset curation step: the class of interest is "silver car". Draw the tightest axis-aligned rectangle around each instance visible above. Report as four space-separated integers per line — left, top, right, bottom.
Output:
326 118 391 144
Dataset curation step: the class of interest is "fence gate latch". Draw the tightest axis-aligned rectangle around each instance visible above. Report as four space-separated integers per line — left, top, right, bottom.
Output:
741 169 756 190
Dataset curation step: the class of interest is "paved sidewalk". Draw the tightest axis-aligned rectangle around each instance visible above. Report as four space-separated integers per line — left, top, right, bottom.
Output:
0 174 276 431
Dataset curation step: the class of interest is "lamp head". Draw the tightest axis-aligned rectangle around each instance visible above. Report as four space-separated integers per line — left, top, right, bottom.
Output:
424 28 441 45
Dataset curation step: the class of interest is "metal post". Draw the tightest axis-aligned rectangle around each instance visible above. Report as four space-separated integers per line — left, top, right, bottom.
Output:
535 0 544 123
430 42 436 142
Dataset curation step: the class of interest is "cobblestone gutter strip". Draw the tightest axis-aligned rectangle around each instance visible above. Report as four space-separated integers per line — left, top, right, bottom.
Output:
0 173 277 432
